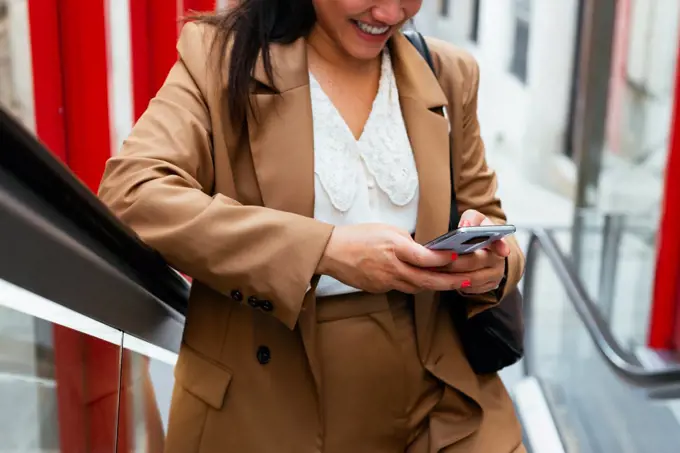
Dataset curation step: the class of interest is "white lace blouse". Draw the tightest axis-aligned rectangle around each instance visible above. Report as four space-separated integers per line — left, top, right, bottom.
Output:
311 50 419 297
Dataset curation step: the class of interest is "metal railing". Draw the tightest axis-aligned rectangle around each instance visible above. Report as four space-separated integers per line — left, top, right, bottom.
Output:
522 228 680 397
0 108 191 315
1 107 188 353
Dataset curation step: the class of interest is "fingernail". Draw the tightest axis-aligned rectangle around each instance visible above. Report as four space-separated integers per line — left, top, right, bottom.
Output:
461 221 470 227
461 280 471 289
451 253 458 261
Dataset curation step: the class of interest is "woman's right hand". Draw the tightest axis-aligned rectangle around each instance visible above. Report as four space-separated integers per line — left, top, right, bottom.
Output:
315 224 473 294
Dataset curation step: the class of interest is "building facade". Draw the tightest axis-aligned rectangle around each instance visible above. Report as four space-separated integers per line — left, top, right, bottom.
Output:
418 0 680 216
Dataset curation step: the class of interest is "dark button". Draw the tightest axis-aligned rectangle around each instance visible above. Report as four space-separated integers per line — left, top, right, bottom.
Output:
248 296 260 308
256 346 271 365
230 290 243 302
260 300 273 312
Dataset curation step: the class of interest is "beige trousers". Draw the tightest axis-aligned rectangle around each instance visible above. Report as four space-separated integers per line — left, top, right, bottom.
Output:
317 291 444 453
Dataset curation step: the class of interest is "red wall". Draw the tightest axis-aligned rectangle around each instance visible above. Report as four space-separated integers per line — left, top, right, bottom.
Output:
27 0 66 161
649 41 680 351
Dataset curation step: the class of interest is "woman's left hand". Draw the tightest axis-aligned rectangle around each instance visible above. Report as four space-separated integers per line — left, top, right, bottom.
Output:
438 209 511 295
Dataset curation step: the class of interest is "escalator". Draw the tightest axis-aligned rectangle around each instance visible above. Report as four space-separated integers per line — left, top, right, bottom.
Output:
513 229 680 452
0 107 185 451
2 106 680 452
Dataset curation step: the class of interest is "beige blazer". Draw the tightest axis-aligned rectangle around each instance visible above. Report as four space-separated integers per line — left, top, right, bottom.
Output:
99 22 525 453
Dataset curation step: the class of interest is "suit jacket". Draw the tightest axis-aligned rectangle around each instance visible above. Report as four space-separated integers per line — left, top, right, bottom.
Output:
98 22 526 453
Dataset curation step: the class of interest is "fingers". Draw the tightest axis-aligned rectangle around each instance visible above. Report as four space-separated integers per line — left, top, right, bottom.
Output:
455 266 504 294
395 239 453 269
480 216 496 227
398 260 505 293
490 238 511 257
393 278 421 295
459 280 501 295
458 209 486 227
458 211 511 258
398 263 475 292
437 249 503 273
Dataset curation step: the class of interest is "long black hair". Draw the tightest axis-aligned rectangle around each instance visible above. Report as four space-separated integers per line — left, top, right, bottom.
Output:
196 0 316 125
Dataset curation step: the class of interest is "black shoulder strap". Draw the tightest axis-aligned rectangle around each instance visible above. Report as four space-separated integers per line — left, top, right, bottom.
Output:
402 30 459 231
402 29 436 72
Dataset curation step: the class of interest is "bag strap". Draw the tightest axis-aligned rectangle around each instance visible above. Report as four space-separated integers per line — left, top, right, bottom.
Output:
401 30 460 231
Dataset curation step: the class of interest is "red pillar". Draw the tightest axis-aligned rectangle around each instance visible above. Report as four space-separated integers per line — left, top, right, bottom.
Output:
130 0 182 119
61 0 125 443
59 0 113 189
29 0 183 449
183 0 217 12
27 0 66 161
29 0 122 451
149 0 182 106
649 40 680 350
675 269 680 349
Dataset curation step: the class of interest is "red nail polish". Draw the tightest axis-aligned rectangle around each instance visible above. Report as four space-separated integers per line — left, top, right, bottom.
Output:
451 253 458 261
461 280 471 288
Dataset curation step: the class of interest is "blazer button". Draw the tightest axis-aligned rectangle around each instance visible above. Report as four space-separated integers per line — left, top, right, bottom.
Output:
260 300 274 312
248 296 260 308
256 346 271 365
230 290 243 302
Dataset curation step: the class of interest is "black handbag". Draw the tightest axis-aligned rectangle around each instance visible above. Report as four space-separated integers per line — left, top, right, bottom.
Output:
403 30 525 374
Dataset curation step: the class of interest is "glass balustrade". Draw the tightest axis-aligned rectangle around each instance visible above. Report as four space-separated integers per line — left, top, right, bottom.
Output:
523 229 680 453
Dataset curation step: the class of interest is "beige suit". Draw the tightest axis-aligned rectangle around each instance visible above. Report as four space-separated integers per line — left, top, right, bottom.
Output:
98 22 526 453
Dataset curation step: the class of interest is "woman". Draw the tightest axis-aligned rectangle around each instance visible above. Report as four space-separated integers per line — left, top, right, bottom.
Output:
99 1 526 452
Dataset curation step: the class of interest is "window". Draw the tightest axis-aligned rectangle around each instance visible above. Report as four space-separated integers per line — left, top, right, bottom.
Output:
439 0 450 17
469 0 482 43
509 0 531 83
0 0 14 114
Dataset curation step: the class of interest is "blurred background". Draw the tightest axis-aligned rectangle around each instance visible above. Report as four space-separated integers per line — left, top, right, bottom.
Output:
2 0 680 452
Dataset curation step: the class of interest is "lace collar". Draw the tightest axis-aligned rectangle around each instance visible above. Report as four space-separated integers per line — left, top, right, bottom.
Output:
309 50 418 212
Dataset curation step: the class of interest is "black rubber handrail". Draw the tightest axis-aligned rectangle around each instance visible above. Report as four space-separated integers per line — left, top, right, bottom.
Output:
0 108 190 315
522 228 680 389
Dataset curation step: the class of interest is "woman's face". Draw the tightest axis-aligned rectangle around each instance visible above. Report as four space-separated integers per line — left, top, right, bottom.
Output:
312 0 423 60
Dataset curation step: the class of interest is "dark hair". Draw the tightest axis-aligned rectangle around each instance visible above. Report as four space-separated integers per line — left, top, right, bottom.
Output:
195 1 316 125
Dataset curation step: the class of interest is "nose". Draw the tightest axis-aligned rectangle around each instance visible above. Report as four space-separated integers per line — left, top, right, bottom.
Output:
372 0 405 25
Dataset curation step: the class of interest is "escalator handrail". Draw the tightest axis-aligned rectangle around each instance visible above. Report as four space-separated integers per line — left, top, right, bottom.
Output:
0 108 190 315
522 228 680 388
4 105 679 380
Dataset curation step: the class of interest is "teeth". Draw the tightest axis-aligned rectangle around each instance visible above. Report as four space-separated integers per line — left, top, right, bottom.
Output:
355 21 390 36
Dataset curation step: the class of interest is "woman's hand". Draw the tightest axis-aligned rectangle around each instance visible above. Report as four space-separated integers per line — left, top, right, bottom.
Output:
439 209 511 295
316 224 477 294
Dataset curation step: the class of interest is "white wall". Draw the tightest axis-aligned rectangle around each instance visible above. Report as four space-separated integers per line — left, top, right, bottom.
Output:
107 0 134 154
619 0 679 165
413 0 439 35
597 0 680 217
419 0 680 206
2 0 34 131
520 0 579 191
418 0 580 196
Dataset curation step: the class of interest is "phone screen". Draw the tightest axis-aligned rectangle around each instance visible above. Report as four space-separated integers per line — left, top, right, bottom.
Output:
425 225 515 253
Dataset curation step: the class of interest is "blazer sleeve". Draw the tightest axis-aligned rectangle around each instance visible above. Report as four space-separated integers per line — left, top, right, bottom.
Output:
428 39 525 317
98 23 334 330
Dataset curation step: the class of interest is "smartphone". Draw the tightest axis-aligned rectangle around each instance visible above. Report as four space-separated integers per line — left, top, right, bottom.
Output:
425 225 516 254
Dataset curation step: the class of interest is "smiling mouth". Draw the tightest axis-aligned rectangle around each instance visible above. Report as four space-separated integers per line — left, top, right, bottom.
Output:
351 20 391 36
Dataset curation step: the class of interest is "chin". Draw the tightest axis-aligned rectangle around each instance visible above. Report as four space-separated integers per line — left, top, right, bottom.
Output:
347 46 385 61
344 36 392 61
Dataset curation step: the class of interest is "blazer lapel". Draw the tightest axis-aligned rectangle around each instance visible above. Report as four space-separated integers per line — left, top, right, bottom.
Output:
246 38 324 398
393 34 482 415
248 38 314 217
392 34 451 361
